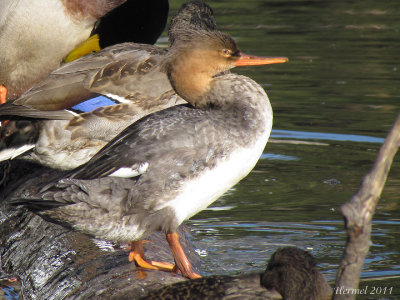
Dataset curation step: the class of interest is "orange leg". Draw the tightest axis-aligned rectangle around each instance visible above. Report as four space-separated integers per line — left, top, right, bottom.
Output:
0 85 9 127
0 85 6 104
166 232 202 279
128 240 175 271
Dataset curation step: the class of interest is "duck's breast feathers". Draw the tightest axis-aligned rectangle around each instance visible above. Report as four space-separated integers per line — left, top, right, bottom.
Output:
0 0 15 28
203 73 272 124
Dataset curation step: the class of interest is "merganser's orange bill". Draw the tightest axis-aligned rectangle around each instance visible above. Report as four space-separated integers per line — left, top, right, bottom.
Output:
235 54 288 66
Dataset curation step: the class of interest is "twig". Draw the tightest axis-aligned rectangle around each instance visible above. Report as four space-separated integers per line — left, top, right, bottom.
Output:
333 112 400 299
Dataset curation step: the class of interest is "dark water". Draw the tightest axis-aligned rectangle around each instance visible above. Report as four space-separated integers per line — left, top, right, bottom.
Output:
169 1 400 298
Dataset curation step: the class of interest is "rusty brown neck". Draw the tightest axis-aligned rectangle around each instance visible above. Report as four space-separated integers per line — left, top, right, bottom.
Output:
166 50 231 108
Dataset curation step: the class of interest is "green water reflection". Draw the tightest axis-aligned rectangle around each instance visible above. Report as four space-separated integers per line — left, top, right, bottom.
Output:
168 1 400 298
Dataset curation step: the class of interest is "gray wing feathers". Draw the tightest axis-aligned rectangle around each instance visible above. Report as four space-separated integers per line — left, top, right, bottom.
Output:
42 177 135 211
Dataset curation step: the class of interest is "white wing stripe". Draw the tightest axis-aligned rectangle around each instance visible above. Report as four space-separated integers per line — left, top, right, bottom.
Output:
109 162 149 178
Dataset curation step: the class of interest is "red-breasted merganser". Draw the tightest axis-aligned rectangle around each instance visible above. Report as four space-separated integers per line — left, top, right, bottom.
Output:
0 0 129 101
0 2 216 170
11 28 287 279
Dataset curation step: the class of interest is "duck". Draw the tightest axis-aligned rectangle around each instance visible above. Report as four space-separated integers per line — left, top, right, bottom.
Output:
63 0 170 62
0 1 217 170
140 247 331 300
262 247 332 300
10 29 287 279
0 0 129 102
94 0 169 48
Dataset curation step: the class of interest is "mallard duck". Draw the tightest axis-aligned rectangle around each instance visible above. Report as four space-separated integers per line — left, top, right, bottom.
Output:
141 247 331 300
95 0 170 48
0 0 130 101
11 28 287 279
63 0 170 62
262 247 332 300
0 1 218 170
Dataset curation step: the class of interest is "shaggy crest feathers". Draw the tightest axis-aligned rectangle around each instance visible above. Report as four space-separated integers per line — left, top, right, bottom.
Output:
168 1 216 46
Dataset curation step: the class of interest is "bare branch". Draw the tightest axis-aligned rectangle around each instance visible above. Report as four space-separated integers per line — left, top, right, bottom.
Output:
333 112 400 299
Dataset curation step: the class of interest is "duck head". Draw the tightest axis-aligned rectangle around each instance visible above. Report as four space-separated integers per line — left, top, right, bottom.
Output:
163 30 288 107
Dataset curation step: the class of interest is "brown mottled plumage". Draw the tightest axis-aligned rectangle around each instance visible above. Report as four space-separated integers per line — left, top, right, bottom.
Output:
140 247 331 300
262 247 332 300
141 274 282 300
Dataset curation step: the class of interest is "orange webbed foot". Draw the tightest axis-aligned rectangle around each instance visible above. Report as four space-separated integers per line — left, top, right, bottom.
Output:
128 240 175 272
128 235 201 279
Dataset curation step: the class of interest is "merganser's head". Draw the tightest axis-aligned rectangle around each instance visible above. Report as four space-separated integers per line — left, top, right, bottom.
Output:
164 30 288 107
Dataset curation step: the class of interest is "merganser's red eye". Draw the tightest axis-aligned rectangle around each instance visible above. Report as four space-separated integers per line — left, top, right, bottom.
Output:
221 49 232 57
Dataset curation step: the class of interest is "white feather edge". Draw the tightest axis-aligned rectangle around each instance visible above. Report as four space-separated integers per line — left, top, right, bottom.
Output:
65 109 79 116
108 162 149 178
105 93 131 104
0 144 35 161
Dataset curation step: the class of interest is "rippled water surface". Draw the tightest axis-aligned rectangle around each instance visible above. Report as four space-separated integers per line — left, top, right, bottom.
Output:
168 1 400 298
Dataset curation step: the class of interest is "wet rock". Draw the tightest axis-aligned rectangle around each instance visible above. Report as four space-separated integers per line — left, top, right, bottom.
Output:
0 205 198 299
